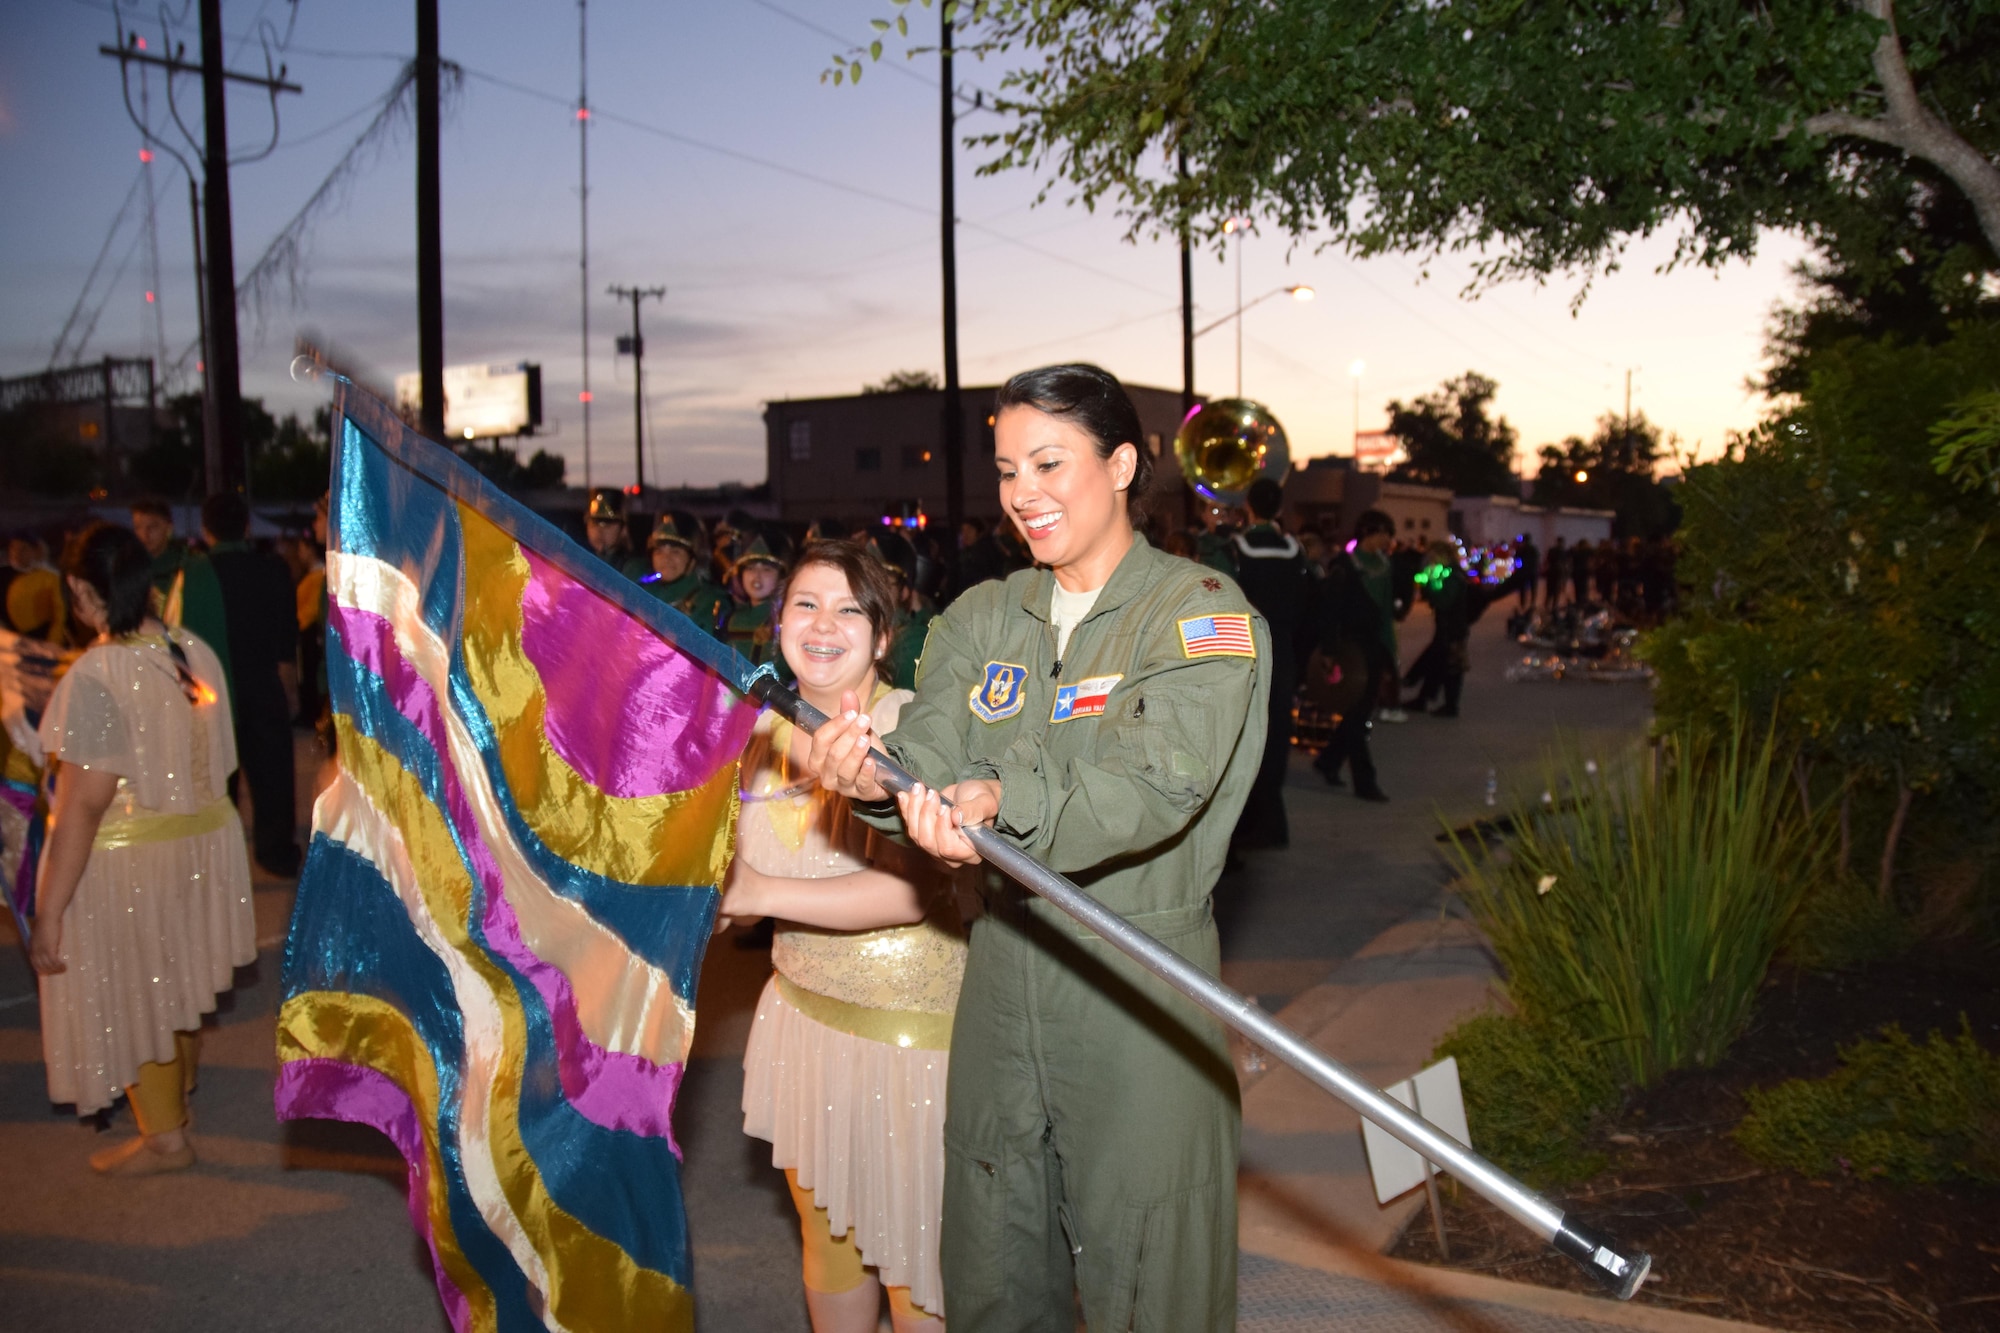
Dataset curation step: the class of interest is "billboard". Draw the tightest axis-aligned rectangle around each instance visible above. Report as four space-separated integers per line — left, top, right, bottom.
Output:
1354 429 1402 472
395 362 543 440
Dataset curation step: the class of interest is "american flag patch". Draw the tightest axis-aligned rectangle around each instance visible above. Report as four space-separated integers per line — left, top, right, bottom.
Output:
1178 613 1256 658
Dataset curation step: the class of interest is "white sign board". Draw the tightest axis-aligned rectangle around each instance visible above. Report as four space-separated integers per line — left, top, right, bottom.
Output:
1361 1055 1473 1205
395 362 540 440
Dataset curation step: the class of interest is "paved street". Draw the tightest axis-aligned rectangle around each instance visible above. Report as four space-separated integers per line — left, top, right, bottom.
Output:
0 604 1679 1330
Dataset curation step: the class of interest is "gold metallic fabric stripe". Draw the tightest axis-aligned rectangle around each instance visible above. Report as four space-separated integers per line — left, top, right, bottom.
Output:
776 973 953 1051
93 796 237 850
455 503 741 889
277 990 497 1333
331 721 695 1331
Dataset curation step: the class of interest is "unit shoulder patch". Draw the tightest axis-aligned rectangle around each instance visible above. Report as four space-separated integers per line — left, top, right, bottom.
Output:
968 660 1030 722
1177 613 1256 659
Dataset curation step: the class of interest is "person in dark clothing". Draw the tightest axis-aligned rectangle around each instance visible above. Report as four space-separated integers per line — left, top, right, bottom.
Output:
202 492 301 878
1231 478 1316 847
1594 540 1619 604
1543 537 1567 608
1402 541 1486 717
1311 510 1396 801
1513 534 1540 609
1570 537 1594 606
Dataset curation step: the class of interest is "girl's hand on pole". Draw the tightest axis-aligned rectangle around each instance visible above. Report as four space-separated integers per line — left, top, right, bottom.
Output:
897 780 994 869
28 917 65 976
804 690 889 803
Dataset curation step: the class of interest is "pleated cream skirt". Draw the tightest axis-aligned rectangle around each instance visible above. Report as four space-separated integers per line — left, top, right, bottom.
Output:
39 821 256 1115
742 975 951 1315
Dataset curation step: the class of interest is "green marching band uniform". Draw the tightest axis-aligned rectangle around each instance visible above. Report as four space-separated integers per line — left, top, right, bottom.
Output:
638 513 732 627
585 487 650 581
150 537 233 701
719 533 786 668
858 534 1270 1331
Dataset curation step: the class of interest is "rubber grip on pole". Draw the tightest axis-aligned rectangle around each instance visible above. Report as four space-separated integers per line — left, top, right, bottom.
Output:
1552 1214 1651 1300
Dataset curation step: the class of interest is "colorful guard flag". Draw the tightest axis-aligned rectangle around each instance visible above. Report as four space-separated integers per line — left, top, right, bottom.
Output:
276 385 762 1332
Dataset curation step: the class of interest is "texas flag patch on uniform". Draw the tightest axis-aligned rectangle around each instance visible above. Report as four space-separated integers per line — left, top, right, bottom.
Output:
1050 673 1123 723
1178 614 1256 659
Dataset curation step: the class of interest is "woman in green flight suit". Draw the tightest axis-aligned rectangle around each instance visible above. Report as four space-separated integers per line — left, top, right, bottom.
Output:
809 364 1269 1332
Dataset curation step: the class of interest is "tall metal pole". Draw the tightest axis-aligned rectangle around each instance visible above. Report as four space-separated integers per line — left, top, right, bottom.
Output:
1178 150 1195 419
578 0 593 490
189 176 211 414
608 285 665 492
1234 225 1244 398
198 0 245 495
416 0 445 441
940 10 965 540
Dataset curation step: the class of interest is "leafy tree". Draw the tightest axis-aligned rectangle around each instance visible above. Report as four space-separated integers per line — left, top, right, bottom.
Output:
863 369 941 393
1533 412 1680 538
862 1 1999 291
457 441 567 494
129 393 204 498
0 405 100 496
1646 320 2000 899
1384 371 1517 496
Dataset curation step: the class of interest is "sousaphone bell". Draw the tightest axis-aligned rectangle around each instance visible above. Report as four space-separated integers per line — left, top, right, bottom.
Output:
1175 398 1292 506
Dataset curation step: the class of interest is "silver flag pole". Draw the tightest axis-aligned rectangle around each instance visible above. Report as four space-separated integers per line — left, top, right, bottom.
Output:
752 680 1652 1300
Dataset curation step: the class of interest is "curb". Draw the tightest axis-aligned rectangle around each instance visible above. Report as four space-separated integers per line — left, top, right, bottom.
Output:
1241 1219 1780 1333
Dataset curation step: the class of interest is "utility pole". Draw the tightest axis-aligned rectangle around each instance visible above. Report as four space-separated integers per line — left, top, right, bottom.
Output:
100 15 301 496
416 0 445 441
609 284 665 492
939 8 965 541
1178 148 1195 419
578 0 593 489
1624 367 1634 430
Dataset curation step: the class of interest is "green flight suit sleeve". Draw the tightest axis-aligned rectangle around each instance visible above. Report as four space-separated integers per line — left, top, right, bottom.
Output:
970 610 1266 875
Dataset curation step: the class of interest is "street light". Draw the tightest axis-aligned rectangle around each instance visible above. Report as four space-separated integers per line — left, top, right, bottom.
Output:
1349 359 1366 458
1222 217 1254 395
1192 282 1315 396
1574 469 1590 484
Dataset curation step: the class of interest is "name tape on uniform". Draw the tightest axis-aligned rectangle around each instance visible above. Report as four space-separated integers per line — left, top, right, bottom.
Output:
1178 614 1256 659
1051 673 1123 723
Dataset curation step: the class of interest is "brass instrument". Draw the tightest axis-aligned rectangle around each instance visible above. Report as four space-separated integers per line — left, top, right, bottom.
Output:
1173 397 1292 506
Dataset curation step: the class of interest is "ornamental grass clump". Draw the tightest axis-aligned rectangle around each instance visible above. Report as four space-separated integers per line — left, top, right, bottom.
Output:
1447 718 1826 1088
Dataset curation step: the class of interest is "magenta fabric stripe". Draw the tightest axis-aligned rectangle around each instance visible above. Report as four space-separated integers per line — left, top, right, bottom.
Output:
519 547 758 799
273 1058 473 1333
328 602 690 1151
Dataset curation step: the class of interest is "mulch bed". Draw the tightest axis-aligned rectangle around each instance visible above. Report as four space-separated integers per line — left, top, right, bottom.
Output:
1389 943 2000 1331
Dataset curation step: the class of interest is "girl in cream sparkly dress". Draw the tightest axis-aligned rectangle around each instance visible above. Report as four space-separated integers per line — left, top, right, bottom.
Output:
725 542 966 1332
27 525 255 1175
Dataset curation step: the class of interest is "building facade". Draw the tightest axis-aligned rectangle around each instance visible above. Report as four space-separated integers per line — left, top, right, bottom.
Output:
1282 456 1454 542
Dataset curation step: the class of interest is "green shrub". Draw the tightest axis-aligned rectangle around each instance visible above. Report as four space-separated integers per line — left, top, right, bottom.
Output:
1447 715 1826 1087
1433 1011 1620 1187
1784 873 1915 971
1737 1021 2000 1185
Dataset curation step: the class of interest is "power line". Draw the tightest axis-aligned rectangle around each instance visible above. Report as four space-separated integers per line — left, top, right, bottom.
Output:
50 166 146 367
459 65 1169 302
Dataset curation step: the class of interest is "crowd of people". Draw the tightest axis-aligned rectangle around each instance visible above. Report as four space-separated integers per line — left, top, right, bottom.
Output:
3 359 1681 1329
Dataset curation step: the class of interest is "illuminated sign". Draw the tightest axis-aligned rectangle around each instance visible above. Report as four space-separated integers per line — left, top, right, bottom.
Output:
395 362 543 440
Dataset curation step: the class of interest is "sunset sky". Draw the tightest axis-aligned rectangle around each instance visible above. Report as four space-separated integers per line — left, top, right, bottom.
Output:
4 0 1817 489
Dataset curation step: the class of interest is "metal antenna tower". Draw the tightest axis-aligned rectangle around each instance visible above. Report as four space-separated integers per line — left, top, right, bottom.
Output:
578 0 593 489
138 62 169 371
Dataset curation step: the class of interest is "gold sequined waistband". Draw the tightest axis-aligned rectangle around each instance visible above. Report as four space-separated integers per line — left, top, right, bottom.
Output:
774 973 953 1051
94 796 238 851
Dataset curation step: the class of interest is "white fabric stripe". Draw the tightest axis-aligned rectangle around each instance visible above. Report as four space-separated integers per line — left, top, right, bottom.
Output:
312 770 561 1327
327 549 697 1062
